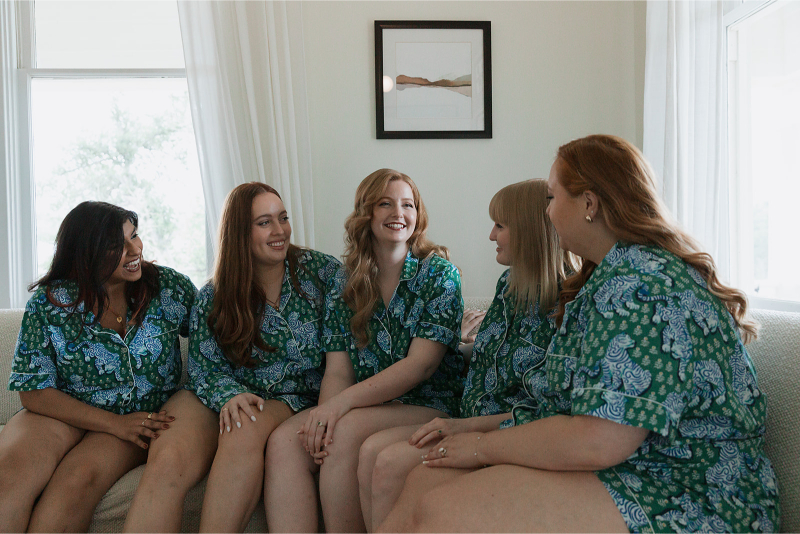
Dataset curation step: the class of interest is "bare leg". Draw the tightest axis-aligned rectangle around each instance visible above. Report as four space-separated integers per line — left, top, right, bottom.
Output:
319 404 447 533
365 433 442 531
28 430 148 532
0 409 84 532
124 390 219 532
264 409 321 533
380 464 629 533
199 399 293 533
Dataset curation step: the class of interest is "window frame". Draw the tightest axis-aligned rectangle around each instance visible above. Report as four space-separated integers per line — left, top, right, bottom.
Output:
2 0 206 308
724 0 800 313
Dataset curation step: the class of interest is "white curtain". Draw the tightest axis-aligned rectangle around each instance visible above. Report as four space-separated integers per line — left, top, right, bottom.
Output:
643 0 729 278
177 1 315 249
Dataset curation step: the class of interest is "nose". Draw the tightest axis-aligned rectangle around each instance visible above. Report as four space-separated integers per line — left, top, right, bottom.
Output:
126 239 141 256
489 227 497 242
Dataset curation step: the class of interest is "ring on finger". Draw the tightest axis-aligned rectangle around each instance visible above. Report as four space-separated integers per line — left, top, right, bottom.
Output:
439 447 447 457
221 407 228 411
147 412 153 420
141 419 146 426
317 421 325 427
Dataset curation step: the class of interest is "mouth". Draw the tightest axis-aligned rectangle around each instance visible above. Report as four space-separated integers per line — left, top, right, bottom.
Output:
123 257 141 272
385 223 406 231
268 240 286 249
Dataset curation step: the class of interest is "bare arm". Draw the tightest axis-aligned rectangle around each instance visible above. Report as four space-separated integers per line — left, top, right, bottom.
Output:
409 412 511 448
425 414 649 472
318 351 357 404
20 388 171 449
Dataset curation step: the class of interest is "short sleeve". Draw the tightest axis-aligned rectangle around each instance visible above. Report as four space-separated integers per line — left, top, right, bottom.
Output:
410 259 463 352
9 293 59 392
568 292 694 437
186 284 249 412
321 266 352 352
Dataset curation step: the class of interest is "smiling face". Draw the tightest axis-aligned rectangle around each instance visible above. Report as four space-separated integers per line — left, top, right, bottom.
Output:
370 179 417 247
105 219 143 286
489 221 512 266
250 192 291 268
546 159 586 255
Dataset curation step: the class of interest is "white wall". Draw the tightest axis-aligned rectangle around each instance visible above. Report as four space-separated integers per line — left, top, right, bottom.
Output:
302 1 645 298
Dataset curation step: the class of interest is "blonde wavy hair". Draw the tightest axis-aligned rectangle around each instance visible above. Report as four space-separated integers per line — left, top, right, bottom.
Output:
553 134 757 343
489 179 574 313
343 169 449 348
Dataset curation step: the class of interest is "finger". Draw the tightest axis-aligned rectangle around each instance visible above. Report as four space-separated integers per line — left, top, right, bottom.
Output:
139 427 159 440
219 415 224 435
148 410 172 423
222 408 232 433
133 436 149 449
313 422 326 454
416 431 441 448
324 417 337 447
246 393 266 409
422 457 448 468
230 406 244 430
239 402 258 423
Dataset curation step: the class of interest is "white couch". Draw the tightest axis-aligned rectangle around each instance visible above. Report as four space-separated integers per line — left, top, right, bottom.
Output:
1 301 799 532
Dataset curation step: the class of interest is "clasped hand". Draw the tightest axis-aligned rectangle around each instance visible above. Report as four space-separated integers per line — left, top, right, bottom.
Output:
114 409 173 449
297 394 352 464
219 392 265 434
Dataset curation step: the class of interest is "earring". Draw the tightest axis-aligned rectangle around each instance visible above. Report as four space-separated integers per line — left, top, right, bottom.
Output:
585 214 593 223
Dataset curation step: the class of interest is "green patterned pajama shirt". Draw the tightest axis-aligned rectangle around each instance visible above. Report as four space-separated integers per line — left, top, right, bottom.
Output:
512 242 779 533
461 269 556 424
9 266 196 414
322 252 464 416
187 249 341 413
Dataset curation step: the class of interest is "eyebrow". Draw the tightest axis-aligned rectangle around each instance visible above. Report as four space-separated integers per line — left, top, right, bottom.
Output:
253 210 287 221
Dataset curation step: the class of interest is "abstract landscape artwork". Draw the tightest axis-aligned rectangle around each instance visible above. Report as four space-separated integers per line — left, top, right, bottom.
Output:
375 21 492 139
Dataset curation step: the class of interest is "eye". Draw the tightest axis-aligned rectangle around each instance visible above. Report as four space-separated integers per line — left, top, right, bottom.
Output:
258 220 270 226
281 216 290 222
494 223 504 230
379 201 390 207
546 196 554 202
403 202 415 209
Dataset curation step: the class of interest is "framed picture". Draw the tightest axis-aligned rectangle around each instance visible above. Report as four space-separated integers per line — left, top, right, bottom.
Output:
375 20 492 139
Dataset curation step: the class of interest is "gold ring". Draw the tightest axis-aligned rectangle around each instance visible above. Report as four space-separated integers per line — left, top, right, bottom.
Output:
147 412 153 420
317 421 325 427
439 447 447 457
141 420 146 426
221 407 228 411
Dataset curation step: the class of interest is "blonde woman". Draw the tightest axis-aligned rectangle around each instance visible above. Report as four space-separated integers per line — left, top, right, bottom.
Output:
264 169 463 532
357 179 572 531
379 135 779 533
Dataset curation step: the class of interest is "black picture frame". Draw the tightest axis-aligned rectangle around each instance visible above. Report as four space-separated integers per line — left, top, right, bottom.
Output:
375 20 492 139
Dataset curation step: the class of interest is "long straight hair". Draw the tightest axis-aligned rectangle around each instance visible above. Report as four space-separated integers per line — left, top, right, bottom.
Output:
553 135 757 343
209 182 307 368
489 179 574 313
30 201 159 326
342 169 448 348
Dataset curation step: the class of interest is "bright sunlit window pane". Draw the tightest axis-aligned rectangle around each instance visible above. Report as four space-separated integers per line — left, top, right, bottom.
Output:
31 78 207 287
728 0 800 303
34 1 185 69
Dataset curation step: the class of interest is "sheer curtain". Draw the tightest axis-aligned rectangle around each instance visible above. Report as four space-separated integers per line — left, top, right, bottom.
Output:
643 0 729 278
177 1 315 249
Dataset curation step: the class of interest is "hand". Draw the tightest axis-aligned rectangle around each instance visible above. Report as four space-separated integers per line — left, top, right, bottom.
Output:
219 393 265 434
298 394 352 456
422 432 486 470
112 410 173 449
461 309 486 344
409 417 469 448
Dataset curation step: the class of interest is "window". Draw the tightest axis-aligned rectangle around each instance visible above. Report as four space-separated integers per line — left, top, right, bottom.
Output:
4 1 207 307
726 0 800 312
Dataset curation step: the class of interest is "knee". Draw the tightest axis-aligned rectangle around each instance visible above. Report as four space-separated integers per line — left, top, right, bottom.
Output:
52 462 105 497
265 421 302 470
371 447 408 495
357 434 384 487
144 440 201 486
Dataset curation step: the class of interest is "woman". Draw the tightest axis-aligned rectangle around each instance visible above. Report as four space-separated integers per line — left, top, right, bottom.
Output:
264 169 464 532
357 179 572 531
126 182 340 532
379 135 780 533
0 201 195 532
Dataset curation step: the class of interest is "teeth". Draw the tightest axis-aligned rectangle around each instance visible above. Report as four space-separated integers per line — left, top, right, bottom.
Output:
386 223 405 230
268 241 285 247
123 258 140 271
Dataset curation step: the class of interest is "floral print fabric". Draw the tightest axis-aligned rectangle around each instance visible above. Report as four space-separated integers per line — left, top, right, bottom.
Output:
514 242 779 533
461 269 555 421
187 249 340 413
9 266 196 414
322 252 464 416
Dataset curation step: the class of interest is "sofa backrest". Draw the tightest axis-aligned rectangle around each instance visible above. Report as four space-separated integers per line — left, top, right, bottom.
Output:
1 303 799 531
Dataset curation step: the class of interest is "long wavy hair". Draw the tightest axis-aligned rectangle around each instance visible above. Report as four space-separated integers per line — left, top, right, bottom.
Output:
489 179 575 314
553 134 757 343
209 182 307 368
30 201 159 327
343 169 448 348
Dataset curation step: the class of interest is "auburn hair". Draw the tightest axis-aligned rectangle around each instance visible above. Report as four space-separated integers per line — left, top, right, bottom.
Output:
209 182 307 368
489 179 576 313
342 169 448 348
553 134 757 343
31 201 159 327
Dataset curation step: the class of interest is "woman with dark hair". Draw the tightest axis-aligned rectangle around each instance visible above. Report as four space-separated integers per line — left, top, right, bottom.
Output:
127 182 341 532
379 135 779 533
0 201 195 532
264 169 464 532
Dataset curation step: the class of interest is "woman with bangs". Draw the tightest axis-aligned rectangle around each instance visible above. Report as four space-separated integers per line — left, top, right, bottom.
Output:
0 201 195 532
357 179 572 531
264 169 464 532
125 182 340 532
379 135 778 533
